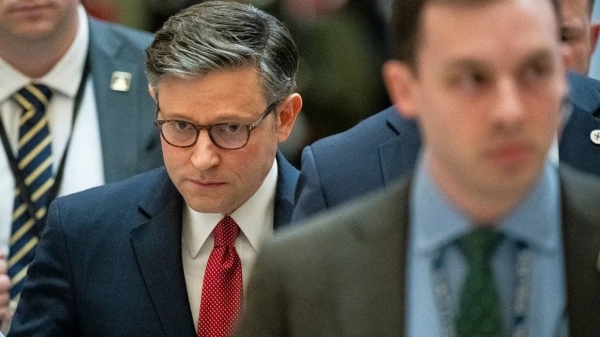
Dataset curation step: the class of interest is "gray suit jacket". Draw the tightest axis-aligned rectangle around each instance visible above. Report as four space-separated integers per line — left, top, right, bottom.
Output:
237 166 600 336
88 18 163 182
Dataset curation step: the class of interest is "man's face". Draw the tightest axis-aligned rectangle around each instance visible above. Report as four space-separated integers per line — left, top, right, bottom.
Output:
561 0 600 74
386 0 566 205
154 67 297 215
0 0 79 44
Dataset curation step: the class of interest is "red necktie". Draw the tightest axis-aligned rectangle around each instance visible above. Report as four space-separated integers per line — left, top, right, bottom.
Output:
198 216 243 337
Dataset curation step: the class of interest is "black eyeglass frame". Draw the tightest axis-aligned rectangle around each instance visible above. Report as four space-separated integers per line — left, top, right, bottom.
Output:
154 102 278 150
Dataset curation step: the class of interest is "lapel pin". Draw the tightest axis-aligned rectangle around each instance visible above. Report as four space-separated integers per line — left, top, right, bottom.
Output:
591 130 600 145
110 71 132 92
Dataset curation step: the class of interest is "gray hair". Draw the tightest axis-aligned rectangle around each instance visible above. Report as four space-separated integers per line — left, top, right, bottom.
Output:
145 1 299 105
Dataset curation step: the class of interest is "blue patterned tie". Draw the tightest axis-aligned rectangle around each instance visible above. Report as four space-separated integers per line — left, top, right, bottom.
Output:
8 84 53 299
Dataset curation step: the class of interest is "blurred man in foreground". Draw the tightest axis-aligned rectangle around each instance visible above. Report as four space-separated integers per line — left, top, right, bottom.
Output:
292 1 600 222
237 0 600 335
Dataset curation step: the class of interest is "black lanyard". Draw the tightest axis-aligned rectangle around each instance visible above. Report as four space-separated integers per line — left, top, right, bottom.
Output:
0 55 91 235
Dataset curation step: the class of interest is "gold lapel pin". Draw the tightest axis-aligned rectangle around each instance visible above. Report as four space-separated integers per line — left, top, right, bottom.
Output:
110 71 132 92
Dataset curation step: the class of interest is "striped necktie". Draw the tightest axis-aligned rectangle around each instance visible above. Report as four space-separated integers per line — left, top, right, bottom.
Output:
8 84 53 299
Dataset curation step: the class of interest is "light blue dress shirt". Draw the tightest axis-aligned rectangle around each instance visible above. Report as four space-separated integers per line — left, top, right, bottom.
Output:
406 158 567 336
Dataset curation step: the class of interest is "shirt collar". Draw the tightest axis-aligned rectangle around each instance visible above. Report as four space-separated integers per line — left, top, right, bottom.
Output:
0 5 88 101
412 156 561 256
42 5 89 98
0 60 28 103
182 158 279 258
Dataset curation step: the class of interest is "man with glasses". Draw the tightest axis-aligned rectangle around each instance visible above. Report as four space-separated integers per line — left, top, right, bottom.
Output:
9 2 302 336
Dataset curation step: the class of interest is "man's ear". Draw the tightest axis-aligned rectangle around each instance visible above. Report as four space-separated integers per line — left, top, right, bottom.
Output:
276 93 302 143
382 60 419 119
590 23 600 55
561 42 575 74
148 85 157 102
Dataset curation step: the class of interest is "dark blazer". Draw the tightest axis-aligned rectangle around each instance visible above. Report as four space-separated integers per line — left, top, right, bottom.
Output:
88 18 163 182
292 72 600 221
559 72 600 175
9 153 298 337
237 166 600 337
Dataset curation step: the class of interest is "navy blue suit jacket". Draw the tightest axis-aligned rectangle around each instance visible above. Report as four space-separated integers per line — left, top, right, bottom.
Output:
293 72 600 221
9 153 298 337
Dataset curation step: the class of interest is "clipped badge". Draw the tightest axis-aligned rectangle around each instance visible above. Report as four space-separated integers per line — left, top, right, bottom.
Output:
110 71 132 92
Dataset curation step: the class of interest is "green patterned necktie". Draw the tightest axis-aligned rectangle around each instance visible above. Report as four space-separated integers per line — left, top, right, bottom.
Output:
455 228 503 337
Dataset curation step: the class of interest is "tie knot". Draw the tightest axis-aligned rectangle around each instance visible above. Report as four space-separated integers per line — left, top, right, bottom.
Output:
459 228 502 265
213 216 239 247
13 84 53 111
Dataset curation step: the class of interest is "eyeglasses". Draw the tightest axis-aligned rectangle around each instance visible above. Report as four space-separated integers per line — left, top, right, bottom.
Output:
154 102 278 150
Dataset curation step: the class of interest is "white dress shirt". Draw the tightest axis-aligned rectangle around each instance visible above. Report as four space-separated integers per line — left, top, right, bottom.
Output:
0 6 104 252
182 159 278 327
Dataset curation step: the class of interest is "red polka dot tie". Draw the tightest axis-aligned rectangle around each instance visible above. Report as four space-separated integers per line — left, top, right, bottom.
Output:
198 216 243 337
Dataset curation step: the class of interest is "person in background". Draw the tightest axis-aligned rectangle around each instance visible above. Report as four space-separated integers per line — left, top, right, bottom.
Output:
561 0 600 74
8 1 302 336
292 0 600 222
236 0 600 335
0 0 162 331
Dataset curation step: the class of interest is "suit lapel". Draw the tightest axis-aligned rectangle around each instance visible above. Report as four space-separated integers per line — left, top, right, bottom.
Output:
379 112 421 185
273 152 298 230
130 175 196 337
335 179 410 336
559 105 600 177
567 72 600 117
87 18 157 182
559 167 600 335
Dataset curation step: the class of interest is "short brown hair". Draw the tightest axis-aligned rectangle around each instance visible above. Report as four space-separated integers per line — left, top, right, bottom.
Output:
389 0 561 69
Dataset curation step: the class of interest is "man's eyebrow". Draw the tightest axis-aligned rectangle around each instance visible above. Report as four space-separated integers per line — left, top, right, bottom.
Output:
156 110 190 120
520 49 555 65
443 59 492 73
561 25 585 33
156 109 254 123
440 49 556 76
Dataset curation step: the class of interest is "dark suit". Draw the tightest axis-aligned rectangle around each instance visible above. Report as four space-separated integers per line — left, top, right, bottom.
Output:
237 166 600 336
88 18 163 182
8 153 298 337
292 72 600 221
559 72 600 175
